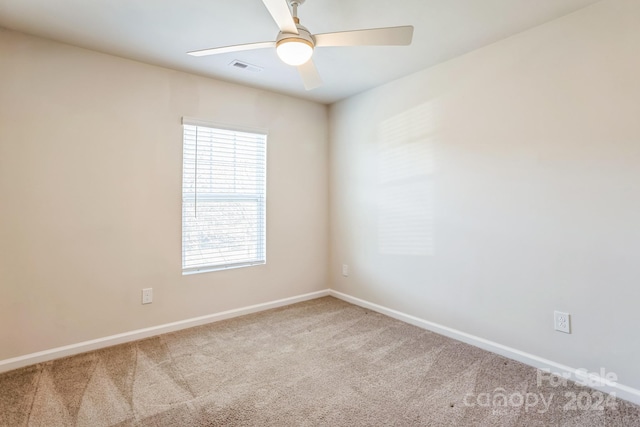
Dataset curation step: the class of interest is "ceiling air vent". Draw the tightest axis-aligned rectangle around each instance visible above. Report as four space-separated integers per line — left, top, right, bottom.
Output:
229 60 263 73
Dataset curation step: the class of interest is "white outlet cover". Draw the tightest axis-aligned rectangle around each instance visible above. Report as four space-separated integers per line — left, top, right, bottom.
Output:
554 311 571 334
142 288 153 304
342 264 349 277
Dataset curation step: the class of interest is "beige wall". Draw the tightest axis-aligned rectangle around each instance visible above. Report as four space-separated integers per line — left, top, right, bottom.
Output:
329 0 640 390
0 29 329 360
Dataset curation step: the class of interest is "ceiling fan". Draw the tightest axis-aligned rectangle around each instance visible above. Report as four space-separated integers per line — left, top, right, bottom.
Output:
187 0 414 90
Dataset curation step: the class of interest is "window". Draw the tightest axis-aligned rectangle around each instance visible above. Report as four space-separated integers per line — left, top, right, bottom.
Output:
182 118 267 274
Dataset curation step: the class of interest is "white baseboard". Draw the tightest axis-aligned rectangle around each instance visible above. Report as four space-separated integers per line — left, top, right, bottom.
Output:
3 288 639 406
0 290 329 374
329 289 640 406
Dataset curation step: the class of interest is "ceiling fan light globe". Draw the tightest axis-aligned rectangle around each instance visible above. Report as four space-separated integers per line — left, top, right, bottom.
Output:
276 39 313 66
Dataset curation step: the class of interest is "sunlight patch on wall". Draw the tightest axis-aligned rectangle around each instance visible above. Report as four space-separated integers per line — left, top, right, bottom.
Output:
377 103 436 256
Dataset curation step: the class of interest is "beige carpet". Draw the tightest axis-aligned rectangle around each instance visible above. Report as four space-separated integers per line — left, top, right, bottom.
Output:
1 296 639 426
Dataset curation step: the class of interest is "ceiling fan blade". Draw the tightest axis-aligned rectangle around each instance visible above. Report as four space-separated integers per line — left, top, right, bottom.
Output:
187 41 275 57
315 26 414 47
261 0 298 34
298 59 322 91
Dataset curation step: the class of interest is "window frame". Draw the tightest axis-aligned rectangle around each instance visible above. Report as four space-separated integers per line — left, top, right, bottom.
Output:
181 117 267 275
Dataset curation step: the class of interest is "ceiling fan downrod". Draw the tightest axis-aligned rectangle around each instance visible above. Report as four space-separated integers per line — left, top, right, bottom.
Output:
289 0 305 24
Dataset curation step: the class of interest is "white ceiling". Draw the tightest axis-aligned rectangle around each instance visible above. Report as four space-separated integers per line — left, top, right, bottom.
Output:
0 0 600 104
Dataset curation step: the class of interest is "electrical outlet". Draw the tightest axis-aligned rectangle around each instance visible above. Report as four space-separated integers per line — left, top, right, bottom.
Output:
554 311 571 333
142 288 153 305
342 264 349 277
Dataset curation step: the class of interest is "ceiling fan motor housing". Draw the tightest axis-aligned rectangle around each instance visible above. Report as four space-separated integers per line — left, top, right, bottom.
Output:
276 24 315 49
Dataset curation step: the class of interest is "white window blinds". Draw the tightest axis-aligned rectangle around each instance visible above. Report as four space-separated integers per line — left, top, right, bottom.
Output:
182 119 267 274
